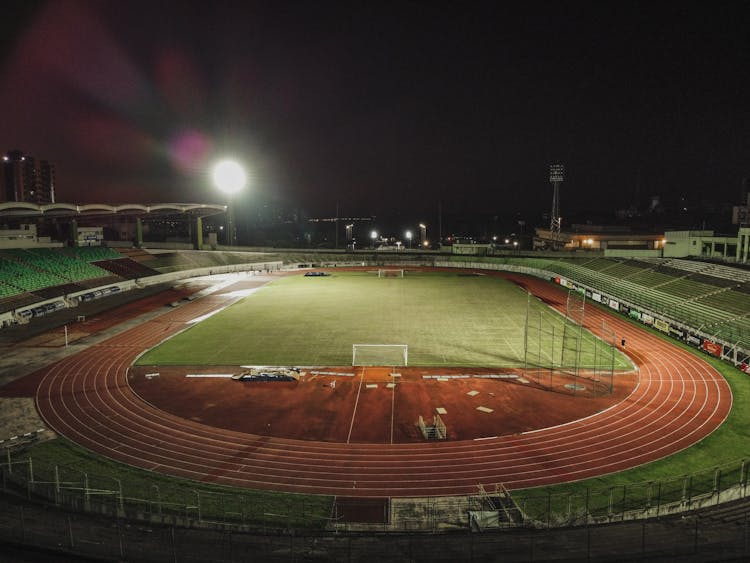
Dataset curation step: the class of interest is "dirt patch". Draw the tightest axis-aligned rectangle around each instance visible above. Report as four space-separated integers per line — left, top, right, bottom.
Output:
0 397 55 442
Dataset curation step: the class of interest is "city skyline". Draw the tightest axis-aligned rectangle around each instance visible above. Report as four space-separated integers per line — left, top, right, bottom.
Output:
2 1 750 227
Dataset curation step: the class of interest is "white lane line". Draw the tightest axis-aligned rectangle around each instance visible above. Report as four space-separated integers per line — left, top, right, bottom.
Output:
347 368 365 444
390 380 396 444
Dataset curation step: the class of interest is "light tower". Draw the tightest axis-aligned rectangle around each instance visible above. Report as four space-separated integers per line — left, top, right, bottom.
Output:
212 159 248 246
549 163 564 248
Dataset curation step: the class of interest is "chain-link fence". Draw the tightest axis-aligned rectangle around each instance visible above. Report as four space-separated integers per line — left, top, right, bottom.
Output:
0 492 748 562
2 451 749 531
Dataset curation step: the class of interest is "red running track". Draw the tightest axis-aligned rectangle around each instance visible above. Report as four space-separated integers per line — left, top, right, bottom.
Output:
35 273 732 497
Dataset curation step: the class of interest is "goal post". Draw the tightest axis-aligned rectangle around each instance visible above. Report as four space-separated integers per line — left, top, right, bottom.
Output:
352 344 408 366
377 269 404 278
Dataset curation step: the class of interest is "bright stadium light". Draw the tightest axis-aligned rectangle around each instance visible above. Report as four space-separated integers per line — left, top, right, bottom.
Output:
405 230 412 249
212 158 248 246
212 159 247 195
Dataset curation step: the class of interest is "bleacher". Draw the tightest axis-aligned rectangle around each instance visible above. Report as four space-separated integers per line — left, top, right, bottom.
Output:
0 247 152 315
94 259 160 280
509 256 750 349
5 248 112 283
0 254 67 292
65 246 122 263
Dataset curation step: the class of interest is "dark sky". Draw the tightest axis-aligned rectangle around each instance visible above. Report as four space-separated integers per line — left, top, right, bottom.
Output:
2 1 750 226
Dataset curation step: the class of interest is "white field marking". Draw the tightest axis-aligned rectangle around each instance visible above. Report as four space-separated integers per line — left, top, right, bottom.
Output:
474 436 498 440
186 303 234 324
366 384 378 389
221 287 263 299
436 407 447 415
423 374 470 379
476 406 494 413
467 390 480 397
346 368 365 444
145 373 160 378
310 370 355 376
185 374 234 378
390 380 396 444
386 382 396 389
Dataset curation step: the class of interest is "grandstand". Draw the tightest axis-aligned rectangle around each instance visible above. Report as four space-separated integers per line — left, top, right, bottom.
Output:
455 255 750 352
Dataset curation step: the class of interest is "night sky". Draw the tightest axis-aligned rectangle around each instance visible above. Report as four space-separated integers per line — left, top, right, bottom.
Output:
2 1 750 229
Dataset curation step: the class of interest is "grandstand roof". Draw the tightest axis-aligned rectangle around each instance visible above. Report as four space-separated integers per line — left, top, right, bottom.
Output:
0 202 226 219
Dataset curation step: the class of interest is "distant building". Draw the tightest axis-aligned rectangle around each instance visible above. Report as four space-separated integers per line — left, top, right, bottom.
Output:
534 225 665 254
0 150 56 204
663 228 750 263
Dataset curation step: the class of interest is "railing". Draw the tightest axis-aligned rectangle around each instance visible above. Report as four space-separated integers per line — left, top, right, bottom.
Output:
2 450 747 533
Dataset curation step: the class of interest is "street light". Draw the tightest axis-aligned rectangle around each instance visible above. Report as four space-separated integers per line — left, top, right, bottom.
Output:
405 230 413 249
212 159 247 246
370 230 378 248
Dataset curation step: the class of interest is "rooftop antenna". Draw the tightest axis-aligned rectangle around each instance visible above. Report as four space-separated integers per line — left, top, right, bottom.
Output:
549 163 564 248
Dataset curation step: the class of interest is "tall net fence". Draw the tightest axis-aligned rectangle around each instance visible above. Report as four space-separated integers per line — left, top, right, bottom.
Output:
523 290 615 397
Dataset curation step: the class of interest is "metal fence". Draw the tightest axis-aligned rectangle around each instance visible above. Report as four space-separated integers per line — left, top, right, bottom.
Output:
0 492 748 562
1 450 749 532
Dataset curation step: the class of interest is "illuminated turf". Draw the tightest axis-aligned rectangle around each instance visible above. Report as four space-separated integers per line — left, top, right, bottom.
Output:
137 271 632 369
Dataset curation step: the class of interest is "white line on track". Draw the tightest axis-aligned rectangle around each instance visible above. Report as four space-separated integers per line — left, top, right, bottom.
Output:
347 368 364 444
390 380 396 444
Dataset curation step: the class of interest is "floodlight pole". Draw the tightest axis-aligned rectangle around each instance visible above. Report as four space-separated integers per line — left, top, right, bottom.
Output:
549 163 564 249
227 196 236 247
212 159 247 247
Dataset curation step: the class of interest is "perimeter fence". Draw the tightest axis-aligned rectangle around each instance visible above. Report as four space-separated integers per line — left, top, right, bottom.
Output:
0 451 749 561
1 449 749 531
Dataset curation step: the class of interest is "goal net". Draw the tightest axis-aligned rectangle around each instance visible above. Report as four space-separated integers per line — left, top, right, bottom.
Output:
352 344 408 366
377 269 404 278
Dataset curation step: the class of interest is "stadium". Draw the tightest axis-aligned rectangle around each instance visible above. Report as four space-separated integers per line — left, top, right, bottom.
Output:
1 225 749 561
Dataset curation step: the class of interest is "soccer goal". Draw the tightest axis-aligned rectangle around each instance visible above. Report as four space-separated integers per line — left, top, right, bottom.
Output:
352 344 408 366
377 269 404 278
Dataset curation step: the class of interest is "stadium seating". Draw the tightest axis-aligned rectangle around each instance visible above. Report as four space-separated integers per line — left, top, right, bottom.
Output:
5 248 111 283
66 246 122 262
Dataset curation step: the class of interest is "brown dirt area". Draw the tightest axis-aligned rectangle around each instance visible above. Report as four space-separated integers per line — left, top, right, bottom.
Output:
129 365 637 443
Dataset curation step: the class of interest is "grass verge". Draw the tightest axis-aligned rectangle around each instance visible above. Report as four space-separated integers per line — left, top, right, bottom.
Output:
16 438 333 529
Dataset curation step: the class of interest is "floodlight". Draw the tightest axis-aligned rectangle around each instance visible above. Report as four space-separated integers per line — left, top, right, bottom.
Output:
212 159 247 195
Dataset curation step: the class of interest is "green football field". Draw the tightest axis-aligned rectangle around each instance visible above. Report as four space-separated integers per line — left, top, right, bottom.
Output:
137 271 632 369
